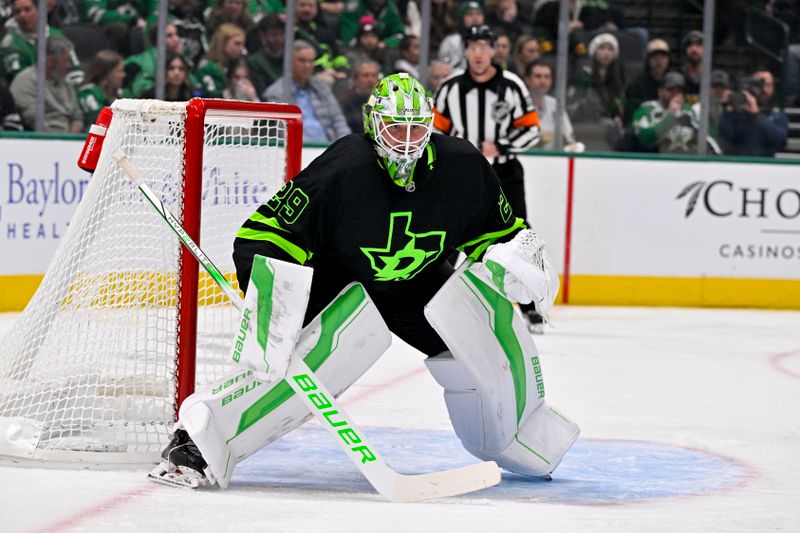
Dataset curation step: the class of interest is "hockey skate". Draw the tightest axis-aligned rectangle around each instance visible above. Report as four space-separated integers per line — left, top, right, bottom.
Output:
147 429 213 489
521 306 545 335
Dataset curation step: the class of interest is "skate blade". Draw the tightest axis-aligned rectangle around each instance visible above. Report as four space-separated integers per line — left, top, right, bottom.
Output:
528 323 544 335
147 462 209 489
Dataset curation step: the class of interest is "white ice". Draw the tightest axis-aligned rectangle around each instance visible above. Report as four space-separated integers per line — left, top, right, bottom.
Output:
1 305 799 533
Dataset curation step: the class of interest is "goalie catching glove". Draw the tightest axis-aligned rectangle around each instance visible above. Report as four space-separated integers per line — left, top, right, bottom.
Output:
472 230 559 317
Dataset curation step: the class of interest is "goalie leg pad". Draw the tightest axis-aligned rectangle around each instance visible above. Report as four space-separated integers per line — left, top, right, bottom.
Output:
232 255 313 381
179 282 392 488
424 265 579 477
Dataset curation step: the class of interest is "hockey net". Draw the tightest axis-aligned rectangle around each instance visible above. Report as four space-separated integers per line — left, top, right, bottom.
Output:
0 99 302 466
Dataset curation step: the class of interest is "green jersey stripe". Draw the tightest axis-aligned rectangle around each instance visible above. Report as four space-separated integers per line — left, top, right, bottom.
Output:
458 217 526 259
236 227 311 265
248 211 290 232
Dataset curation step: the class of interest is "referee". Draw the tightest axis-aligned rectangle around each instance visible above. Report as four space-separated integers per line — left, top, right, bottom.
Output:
432 24 545 332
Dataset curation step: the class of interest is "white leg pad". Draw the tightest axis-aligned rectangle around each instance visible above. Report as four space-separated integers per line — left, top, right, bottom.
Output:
178 283 391 488
424 264 580 477
496 402 580 477
425 355 488 455
233 255 313 381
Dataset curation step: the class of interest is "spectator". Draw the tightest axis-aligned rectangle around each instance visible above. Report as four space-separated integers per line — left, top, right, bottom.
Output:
345 19 384 69
80 0 150 55
718 68 788 157
394 34 420 79
632 71 714 154
222 56 258 100
707 69 730 139
1 76 23 130
142 52 196 101
532 0 588 57
123 22 181 98
249 0 286 23
294 0 349 87
337 58 380 133
567 32 625 150
10 35 82 132
511 34 540 76
206 0 255 38
624 38 671 123
425 59 452 94
486 0 531 44
78 49 124 128
494 30 511 70
680 30 703 105
247 13 284 96
47 0 80 29
318 0 345 30
429 0 457 53
264 40 351 142
395 0 421 37
438 0 484 72
0 2 9 28
147 0 207 68
338 0 405 48
243 0 283 52
525 60 577 150
1 0 82 85
196 23 247 97
578 0 624 34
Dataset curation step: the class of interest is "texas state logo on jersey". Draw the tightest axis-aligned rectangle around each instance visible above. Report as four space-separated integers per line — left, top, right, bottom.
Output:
360 212 446 282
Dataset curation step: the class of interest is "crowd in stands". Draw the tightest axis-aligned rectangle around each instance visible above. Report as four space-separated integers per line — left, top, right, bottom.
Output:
0 0 795 156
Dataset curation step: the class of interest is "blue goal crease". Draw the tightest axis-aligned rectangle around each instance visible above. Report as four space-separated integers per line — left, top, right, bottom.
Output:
231 426 749 504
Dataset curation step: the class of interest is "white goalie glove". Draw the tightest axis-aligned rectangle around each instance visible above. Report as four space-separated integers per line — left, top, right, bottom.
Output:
473 230 559 317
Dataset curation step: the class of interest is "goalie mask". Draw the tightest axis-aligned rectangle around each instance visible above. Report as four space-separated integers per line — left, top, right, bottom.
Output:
363 73 433 190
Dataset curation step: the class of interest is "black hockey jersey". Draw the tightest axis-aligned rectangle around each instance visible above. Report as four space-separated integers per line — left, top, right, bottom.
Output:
233 133 524 302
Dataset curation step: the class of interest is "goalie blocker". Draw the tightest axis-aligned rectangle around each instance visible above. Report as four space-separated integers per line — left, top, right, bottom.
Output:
424 262 580 477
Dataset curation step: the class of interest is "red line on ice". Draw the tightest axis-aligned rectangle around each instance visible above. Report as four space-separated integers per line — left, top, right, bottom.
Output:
341 366 427 406
33 484 161 533
769 349 800 380
31 363 423 531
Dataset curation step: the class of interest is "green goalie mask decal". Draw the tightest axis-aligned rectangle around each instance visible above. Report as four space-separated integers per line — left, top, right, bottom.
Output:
363 73 434 189
360 212 445 281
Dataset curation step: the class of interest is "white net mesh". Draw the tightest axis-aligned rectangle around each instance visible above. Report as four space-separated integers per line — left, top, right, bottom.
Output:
0 99 293 466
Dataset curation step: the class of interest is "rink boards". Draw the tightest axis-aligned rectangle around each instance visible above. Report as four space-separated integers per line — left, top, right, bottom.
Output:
522 154 800 309
1 136 799 310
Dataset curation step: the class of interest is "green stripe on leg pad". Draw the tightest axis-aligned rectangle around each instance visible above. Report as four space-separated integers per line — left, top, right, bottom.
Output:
230 284 368 439
463 270 527 424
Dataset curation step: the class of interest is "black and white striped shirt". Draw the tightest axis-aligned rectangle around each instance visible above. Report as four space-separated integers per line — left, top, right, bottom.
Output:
432 67 540 164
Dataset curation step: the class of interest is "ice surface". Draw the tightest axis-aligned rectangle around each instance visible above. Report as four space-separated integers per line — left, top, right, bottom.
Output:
1 305 798 532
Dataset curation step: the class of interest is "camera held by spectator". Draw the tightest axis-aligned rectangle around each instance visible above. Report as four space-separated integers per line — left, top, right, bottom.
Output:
718 68 788 157
727 74 769 111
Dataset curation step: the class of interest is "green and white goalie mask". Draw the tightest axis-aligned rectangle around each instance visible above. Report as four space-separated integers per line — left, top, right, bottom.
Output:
363 72 433 189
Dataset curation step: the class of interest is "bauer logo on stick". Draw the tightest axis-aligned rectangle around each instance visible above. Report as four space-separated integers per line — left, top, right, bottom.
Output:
293 373 377 464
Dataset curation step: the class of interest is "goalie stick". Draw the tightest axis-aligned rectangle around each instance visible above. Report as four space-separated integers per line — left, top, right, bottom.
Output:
113 152 501 502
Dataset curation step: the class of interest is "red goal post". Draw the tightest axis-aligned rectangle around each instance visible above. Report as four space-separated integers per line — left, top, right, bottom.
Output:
177 99 303 408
